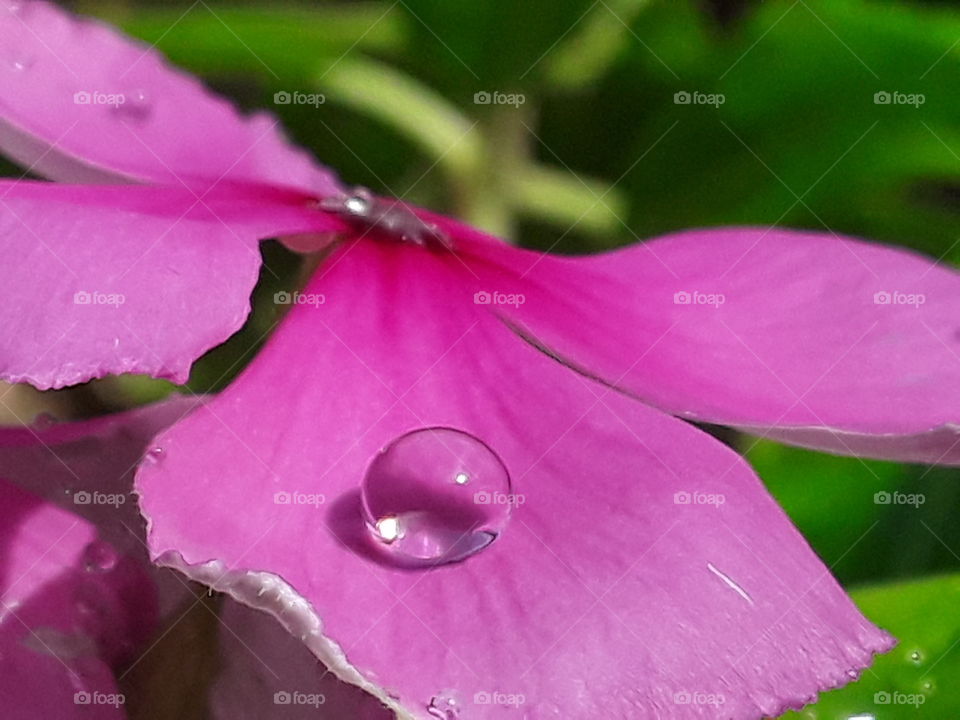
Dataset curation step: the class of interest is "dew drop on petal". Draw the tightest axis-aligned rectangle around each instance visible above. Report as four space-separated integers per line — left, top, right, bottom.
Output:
361 427 514 567
144 446 165 465
32 412 58 430
111 89 152 123
428 690 461 719
82 540 118 573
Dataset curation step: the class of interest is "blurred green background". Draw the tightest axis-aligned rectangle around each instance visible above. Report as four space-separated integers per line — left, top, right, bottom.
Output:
9 0 960 716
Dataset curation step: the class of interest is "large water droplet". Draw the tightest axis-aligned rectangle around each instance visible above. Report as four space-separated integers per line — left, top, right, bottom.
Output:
361 427 514 567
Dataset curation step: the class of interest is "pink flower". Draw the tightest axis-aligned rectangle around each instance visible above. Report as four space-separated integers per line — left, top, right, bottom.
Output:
2 2 959 717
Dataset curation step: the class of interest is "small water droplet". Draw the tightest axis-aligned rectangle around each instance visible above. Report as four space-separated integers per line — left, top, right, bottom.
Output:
144 446 164 465
111 88 152 122
706 562 755 605
428 690 461 719
32 412 58 430
907 648 924 665
361 427 514 567
10 56 32 72
82 541 118 573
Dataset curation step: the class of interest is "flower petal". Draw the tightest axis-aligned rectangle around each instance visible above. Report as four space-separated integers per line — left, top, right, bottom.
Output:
0 395 393 717
0 478 145 719
0 1 340 193
448 223 960 465
138 240 892 719
0 181 332 389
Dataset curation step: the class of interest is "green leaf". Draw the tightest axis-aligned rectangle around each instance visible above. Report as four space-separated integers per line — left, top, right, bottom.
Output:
779 573 960 719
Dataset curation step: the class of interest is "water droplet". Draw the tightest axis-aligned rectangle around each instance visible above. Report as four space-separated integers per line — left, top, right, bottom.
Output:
907 648 924 665
10 56 32 72
32 412 58 430
112 88 152 122
361 427 514 567
428 690 461 719
144 446 164 465
706 562 755 605
82 541 118 573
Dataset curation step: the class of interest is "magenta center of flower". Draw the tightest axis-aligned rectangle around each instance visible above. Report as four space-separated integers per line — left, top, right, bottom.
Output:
318 186 451 249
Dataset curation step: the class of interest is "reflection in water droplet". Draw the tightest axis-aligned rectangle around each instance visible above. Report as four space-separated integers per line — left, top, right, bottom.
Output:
428 690 461 719
908 649 924 664
706 562 754 605
361 427 513 567
82 541 118 573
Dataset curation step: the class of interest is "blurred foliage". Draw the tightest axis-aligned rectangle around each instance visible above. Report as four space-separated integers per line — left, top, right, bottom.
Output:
17 0 960 716
784 573 960 719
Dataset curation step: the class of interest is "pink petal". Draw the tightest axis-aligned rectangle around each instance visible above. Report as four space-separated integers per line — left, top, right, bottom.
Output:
138 240 892 719
0 395 391 717
0 181 333 389
0 478 144 719
0 1 340 194
447 221 960 465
